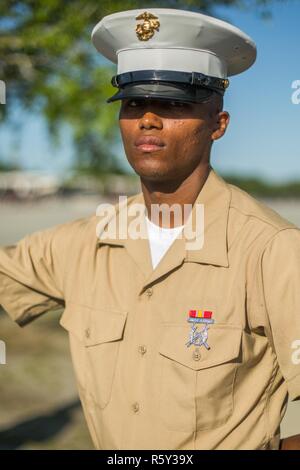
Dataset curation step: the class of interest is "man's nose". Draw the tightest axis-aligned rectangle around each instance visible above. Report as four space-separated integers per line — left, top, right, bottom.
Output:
139 111 163 130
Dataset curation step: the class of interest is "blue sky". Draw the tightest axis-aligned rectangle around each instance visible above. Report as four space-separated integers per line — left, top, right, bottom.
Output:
212 1 300 182
1 1 300 182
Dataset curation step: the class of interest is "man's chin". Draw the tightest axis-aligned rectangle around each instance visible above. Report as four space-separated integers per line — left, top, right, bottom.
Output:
130 161 172 182
133 166 172 183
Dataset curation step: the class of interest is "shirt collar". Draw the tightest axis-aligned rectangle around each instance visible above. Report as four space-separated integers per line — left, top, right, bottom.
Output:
96 166 231 269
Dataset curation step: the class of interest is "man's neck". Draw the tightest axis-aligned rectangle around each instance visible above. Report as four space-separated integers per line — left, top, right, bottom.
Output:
141 162 211 228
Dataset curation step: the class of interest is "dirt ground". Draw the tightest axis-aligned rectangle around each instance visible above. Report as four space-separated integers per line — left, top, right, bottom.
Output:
0 194 299 449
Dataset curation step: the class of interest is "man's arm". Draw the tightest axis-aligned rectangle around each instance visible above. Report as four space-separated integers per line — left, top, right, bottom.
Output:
280 434 300 450
0 219 81 326
260 228 300 446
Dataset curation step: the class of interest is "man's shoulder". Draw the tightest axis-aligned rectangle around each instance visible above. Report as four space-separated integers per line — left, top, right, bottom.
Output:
227 181 298 232
41 193 141 245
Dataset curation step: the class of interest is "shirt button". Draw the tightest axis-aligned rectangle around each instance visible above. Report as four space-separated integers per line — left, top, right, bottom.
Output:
192 348 201 361
85 328 90 339
132 402 140 413
146 287 153 297
138 345 147 355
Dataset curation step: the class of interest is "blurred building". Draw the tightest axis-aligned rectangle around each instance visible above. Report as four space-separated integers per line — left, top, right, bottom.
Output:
0 171 61 200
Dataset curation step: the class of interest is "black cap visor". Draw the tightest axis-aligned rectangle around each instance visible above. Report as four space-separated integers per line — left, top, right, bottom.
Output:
107 82 218 104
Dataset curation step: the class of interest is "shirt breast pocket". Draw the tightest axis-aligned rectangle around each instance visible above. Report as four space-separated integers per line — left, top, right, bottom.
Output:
60 303 128 409
158 323 243 433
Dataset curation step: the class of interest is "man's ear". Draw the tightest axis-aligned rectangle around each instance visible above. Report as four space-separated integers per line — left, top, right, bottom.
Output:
211 111 230 141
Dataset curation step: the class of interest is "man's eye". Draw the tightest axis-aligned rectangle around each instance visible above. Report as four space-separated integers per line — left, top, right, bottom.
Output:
169 100 186 107
127 99 141 107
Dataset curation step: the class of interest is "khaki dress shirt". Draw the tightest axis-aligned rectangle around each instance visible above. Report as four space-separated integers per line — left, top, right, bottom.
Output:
1 167 300 449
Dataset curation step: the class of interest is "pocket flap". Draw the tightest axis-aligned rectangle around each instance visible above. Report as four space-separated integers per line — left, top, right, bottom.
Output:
159 323 242 370
60 303 128 346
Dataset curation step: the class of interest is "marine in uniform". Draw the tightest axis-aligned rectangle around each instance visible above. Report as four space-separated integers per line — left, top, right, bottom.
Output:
0 9 300 450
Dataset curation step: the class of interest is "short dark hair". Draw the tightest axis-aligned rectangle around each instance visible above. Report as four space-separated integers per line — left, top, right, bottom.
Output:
212 91 224 112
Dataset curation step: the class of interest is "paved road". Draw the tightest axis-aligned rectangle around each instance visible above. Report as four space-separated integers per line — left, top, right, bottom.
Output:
1 195 300 244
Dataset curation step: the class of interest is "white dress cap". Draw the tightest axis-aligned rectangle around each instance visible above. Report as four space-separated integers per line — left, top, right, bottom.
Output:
91 8 257 79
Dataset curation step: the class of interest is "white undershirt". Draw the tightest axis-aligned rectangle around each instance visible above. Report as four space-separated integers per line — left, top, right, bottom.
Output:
145 215 185 269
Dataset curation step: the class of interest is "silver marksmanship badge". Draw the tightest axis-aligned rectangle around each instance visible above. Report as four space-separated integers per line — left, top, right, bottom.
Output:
185 309 215 350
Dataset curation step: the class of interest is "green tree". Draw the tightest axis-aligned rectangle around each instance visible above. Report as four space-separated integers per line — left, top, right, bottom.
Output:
0 0 282 173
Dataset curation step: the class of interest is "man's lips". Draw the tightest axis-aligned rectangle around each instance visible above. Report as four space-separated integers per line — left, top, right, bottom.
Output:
134 135 165 152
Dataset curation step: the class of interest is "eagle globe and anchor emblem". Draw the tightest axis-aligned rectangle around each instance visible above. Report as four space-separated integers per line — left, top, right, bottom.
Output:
135 12 160 41
185 309 215 360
